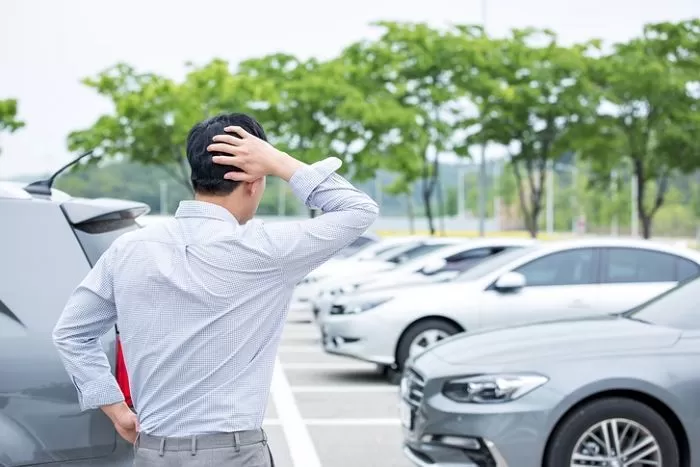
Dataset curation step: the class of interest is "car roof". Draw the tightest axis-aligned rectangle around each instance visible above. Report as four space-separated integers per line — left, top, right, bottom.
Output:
0 181 72 201
538 237 700 261
420 237 536 258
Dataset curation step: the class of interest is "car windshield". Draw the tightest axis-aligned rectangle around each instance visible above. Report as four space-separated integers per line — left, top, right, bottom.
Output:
455 245 542 281
623 276 700 329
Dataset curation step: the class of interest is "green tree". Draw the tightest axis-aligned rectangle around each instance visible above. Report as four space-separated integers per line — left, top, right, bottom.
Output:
0 98 25 155
478 29 600 237
577 19 700 238
338 22 482 235
235 54 377 216
68 60 257 194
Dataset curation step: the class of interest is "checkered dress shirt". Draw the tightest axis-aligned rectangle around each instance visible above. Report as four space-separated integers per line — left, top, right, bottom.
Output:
53 157 379 436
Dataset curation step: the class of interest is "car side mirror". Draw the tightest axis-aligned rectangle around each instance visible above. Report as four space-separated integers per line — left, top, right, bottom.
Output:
422 258 447 275
494 272 526 291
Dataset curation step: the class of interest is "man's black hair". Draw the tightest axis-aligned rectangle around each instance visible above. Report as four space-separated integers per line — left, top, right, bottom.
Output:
186 113 267 195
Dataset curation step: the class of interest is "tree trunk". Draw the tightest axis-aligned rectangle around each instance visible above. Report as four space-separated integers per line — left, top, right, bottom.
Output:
640 213 653 239
422 187 436 235
420 148 439 236
632 159 669 240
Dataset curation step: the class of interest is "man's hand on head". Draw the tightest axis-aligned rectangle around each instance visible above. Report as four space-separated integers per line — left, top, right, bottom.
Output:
208 126 304 182
102 402 140 444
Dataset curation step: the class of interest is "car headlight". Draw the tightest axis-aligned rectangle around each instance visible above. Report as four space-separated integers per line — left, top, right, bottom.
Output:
343 298 392 314
442 373 548 403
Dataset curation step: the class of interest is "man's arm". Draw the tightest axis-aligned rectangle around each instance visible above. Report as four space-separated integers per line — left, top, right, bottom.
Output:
52 244 126 411
208 127 380 284
265 157 380 285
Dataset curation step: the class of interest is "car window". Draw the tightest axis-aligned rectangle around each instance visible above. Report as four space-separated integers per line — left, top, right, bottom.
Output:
515 248 597 286
603 248 679 283
437 247 512 274
627 277 700 330
387 243 452 264
677 257 700 282
336 236 375 258
456 245 542 282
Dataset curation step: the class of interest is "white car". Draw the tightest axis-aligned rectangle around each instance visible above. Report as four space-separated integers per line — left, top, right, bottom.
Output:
321 238 700 372
292 237 458 306
314 238 536 320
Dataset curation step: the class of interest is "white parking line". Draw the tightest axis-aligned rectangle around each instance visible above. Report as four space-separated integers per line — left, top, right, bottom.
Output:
271 358 322 467
281 362 378 371
290 385 397 393
264 418 401 426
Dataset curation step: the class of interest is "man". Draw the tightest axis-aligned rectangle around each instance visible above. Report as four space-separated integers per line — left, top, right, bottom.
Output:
52 113 379 466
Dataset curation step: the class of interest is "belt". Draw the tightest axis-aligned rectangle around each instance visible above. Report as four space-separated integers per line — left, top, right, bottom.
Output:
137 429 267 453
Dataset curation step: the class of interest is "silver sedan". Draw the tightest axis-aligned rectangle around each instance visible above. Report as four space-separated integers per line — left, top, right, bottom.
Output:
401 274 700 467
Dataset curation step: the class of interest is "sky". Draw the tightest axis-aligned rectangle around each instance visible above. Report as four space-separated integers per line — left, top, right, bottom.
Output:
1 0 699 178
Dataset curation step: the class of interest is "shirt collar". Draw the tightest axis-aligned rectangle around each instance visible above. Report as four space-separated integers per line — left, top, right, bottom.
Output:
175 200 239 225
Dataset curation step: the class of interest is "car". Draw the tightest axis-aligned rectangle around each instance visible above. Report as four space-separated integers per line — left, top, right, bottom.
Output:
293 236 463 309
313 238 536 322
0 175 143 466
321 238 700 373
401 274 700 467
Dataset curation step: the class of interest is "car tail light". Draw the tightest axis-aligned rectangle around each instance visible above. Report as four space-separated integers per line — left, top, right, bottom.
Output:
115 335 132 407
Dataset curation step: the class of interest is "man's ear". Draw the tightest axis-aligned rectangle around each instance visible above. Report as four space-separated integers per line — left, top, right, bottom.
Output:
246 178 264 196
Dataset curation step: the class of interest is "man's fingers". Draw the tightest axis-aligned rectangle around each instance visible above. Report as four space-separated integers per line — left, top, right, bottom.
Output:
211 134 243 146
211 154 245 168
208 143 246 158
224 126 250 139
224 171 257 182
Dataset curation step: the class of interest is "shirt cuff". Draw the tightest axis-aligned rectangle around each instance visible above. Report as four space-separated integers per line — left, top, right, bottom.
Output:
74 375 126 411
288 157 342 206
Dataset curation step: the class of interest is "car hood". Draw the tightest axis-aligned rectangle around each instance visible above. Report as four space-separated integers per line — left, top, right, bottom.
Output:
311 259 395 279
427 316 682 366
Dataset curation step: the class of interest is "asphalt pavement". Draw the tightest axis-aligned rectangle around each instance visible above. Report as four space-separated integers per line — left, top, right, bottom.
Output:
264 305 412 467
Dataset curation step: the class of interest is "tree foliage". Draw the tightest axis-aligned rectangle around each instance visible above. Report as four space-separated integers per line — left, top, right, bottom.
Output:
65 18 700 238
0 98 25 156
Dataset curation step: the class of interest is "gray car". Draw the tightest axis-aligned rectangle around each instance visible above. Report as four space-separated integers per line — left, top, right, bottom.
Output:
401 276 700 467
0 177 142 466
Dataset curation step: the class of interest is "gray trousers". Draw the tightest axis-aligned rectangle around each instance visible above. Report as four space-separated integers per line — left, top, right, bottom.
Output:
133 429 274 467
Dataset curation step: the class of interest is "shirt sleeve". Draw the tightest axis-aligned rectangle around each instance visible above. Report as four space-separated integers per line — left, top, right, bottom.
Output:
265 157 380 286
52 244 125 411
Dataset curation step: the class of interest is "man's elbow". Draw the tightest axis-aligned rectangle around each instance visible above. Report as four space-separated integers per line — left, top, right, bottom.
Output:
358 199 380 229
52 320 71 351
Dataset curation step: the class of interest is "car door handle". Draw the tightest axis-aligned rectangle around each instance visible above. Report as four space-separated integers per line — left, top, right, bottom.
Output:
569 299 589 308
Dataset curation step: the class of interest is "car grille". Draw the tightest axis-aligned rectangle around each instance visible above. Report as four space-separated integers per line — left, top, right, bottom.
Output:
403 368 425 407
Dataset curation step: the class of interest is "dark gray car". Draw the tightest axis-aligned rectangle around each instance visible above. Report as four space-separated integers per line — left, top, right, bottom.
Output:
401 276 700 467
0 181 143 466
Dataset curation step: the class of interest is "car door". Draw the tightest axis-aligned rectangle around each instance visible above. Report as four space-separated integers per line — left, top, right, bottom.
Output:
477 247 603 330
595 247 700 314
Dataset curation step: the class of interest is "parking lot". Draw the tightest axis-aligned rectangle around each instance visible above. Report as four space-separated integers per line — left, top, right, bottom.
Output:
264 305 409 467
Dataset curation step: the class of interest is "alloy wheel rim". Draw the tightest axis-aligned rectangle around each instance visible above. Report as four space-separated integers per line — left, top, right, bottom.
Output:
570 417 662 467
408 329 449 357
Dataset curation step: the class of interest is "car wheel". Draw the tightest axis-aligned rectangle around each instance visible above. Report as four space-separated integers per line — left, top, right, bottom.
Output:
545 397 679 467
395 319 461 372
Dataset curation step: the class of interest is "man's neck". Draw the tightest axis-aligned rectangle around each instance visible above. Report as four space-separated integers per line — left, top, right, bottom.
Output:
194 194 247 223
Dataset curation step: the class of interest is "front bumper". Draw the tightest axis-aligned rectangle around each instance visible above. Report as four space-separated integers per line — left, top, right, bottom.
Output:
400 364 559 467
320 312 398 366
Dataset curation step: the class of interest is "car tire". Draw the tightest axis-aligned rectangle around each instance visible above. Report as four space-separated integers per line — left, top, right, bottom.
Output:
395 318 461 373
545 397 680 467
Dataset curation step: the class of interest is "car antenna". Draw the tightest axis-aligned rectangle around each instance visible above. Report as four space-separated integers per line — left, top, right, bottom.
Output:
24 150 96 197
